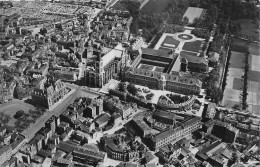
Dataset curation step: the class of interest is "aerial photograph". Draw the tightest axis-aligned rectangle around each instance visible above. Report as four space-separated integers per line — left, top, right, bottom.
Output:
0 0 259 166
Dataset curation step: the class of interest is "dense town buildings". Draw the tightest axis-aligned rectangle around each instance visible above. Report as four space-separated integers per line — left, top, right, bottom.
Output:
0 0 259 167
123 48 202 95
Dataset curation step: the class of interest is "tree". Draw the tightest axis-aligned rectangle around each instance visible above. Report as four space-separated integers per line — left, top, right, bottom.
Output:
119 82 127 92
14 110 25 119
127 83 138 95
121 0 140 18
182 16 189 25
233 104 242 110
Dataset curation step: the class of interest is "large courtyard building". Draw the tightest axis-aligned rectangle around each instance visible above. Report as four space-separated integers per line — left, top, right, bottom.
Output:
123 48 202 95
85 43 128 87
31 79 68 109
149 116 202 151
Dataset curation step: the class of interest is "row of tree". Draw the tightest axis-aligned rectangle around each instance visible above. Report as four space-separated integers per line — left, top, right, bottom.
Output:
241 53 249 110
204 66 223 104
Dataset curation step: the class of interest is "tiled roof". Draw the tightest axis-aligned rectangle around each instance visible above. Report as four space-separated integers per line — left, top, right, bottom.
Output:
142 47 176 59
94 113 110 126
180 52 208 64
126 67 202 87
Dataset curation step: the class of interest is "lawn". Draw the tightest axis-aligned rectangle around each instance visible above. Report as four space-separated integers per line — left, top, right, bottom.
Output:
162 36 180 48
229 51 246 69
248 42 260 55
141 0 172 13
232 78 243 91
182 40 202 53
138 64 154 70
223 88 242 104
237 19 259 38
249 55 260 72
180 50 198 57
0 101 44 132
248 70 260 82
154 66 164 72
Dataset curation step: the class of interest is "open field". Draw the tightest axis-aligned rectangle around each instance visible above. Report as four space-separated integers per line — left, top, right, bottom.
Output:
249 54 260 72
225 39 260 115
222 51 246 108
0 99 42 132
141 0 172 13
247 43 260 115
248 43 259 55
232 78 244 91
182 7 207 24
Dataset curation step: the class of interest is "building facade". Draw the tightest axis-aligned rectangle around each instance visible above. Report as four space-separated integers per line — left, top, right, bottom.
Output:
123 67 201 95
85 43 127 87
31 79 68 109
150 117 202 151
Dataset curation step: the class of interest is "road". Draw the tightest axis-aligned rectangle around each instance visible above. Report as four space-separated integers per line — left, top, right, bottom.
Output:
106 0 119 8
139 0 150 9
22 84 82 141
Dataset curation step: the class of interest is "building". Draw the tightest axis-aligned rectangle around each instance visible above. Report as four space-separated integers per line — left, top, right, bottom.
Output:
123 48 202 95
0 145 12 166
85 43 128 87
72 146 107 165
157 143 182 163
52 69 78 82
104 96 136 119
180 52 208 73
84 97 103 118
149 116 202 151
93 113 111 128
31 79 68 109
203 103 217 119
211 121 239 144
123 67 201 95
101 132 145 162
46 116 60 135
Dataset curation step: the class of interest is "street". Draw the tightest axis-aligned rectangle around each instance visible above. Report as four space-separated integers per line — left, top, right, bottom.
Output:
22 84 82 141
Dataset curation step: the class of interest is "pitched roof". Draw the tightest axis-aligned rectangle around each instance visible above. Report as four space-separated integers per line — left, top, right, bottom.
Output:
142 47 177 59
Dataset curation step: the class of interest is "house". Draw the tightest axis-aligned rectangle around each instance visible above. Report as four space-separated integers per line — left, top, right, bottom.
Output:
94 113 111 128
31 79 68 109
157 143 182 163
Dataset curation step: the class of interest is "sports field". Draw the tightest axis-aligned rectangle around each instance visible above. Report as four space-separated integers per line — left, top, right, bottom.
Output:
223 41 260 115
247 44 260 115
222 50 246 108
